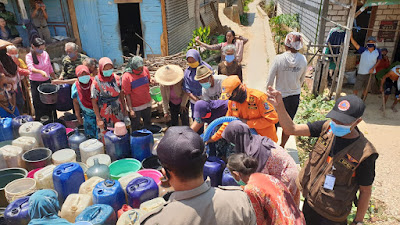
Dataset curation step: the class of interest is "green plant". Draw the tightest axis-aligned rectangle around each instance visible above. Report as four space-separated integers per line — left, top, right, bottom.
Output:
186 26 213 59
264 0 276 17
294 89 335 166
269 13 300 53
243 0 253 12
240 14 249 26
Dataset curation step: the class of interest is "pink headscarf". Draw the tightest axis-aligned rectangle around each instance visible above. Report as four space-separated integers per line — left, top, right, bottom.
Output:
98 57 114 82
284 32 303 51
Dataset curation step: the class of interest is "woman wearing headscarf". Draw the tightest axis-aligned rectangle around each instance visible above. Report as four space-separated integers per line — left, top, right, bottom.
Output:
227 154 305 225
71 65 97 138
222 120 300 206
122 56 153 131
155 64 189 126
26 37 56 121
28 189 72 225
195 30 248 63
91 57 125 131
183 49 213 122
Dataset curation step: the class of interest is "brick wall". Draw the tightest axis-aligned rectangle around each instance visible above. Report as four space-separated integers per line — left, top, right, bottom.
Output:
372 5 400 61
324 0 350 41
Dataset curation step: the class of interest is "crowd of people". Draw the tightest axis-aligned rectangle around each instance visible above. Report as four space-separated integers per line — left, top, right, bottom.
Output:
0 12 386 223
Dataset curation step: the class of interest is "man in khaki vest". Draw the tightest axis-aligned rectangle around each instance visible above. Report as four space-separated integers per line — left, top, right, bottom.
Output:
267 87 378 225
140 126 256 225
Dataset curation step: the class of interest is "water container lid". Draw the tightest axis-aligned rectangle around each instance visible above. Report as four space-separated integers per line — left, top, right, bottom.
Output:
52 149 76 163
41 123 65 133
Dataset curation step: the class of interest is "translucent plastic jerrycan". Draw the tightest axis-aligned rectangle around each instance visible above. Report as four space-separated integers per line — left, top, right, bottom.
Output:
59 193 93 223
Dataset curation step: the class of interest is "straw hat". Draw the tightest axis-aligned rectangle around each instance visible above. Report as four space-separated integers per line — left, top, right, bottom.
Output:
155 65 184 86
0 40 12 50
194 65 213 81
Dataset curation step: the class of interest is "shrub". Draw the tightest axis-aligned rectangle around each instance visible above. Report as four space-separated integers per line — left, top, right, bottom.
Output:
186 26 213 59
269 13 300 53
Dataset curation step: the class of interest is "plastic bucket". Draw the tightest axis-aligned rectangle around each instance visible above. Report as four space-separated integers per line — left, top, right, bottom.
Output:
109 158 141 180
149 86 162 102
22 148 52 171
4 178 37 203
137 169 162 185
141 155 162 171
0 168 28 207
27 167 43 178
37 83 59 104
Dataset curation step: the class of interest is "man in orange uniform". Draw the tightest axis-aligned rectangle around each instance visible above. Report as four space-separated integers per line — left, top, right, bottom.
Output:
209 75 279 143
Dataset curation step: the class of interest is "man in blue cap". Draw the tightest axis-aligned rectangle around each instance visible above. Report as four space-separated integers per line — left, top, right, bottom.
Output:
267 86 378 225
350 34 382 98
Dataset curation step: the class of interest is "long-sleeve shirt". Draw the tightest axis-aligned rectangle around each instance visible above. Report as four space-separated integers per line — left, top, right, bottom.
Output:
207 39 246 63
26 51 53 82
267 52 307 98
211 88 279 142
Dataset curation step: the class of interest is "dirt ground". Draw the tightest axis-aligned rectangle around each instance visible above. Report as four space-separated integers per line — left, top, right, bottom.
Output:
224 0 400 223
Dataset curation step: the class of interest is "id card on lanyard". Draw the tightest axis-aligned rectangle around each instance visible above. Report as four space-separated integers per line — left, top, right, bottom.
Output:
324 156 336 190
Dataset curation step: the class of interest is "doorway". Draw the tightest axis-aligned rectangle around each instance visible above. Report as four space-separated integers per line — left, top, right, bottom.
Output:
117 3 144 57
352 5 371 48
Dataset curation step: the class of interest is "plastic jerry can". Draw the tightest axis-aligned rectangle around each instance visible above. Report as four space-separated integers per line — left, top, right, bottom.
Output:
130 129 153 161
203 156 226 187
4 196 30 225
59 194 93 223
79 176 104 197
12 136 38 153
222 167 239 186
68 128 87 161
53 162 85 203
79 139 104 164
12 115 33 138
118 172 142 195
104 131 131 161
41 123 69 152
19 122 44 146
0 118 13 142
86 154 111 167
34 164 56 189
75 204 117 225
117 204 133 218
52 149 77 165
139 197 166 212
92 180 126 213
116 209 144 225
126 177 159 208
0 145 23 168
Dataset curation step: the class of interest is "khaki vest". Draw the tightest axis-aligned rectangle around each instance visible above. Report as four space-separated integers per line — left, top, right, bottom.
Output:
297 121 378 222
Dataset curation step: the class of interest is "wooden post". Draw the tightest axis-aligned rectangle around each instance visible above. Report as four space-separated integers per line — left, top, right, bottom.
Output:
17 0 28 20
335 0 357 100
160 0 168 56
210 1 224 34
67 0 82 47
319 58 330 95
329 44 344 98
313 59 322 96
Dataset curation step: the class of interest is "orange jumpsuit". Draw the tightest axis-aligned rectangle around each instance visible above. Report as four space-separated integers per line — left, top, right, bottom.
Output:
211 88 279 142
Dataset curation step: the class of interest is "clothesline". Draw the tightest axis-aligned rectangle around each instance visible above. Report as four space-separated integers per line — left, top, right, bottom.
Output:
323 16 400 32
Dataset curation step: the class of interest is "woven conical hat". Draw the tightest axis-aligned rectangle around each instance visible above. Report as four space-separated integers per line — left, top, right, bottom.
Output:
155 65 184 86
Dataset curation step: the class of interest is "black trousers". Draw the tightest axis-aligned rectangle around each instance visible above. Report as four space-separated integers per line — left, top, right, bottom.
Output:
30 80 56 121
303 200 347 225
131 106 152 131
276 94 300 128
169 101 189 126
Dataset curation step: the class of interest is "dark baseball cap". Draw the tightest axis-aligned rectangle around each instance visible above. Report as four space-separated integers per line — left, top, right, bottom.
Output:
326 95 365 124
193 100 211 119
157 126 206 171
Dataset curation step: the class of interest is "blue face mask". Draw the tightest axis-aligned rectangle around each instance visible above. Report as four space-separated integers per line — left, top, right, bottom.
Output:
330 121 352 137
68 52 76 58
78 75 91 84
201 82 212 89
35 49 44 54
102 69 113 77
367 43 375 48
225 54 235 63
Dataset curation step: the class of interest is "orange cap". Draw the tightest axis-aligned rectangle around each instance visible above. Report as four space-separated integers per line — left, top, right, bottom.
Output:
220 75 241 100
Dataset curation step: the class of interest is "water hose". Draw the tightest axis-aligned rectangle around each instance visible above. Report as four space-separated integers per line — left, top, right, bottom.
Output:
202 116 239 142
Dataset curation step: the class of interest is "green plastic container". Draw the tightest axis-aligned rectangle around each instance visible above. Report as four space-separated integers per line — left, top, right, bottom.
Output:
217 35 225 43
149 86 162 102
109 158 142 180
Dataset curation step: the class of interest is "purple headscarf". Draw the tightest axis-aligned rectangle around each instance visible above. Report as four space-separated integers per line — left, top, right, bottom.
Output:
193 100 228 124
222 120 278 172
183 49 212 96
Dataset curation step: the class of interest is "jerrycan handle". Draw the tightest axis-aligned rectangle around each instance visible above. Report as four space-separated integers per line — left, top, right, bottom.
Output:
89 207 102 220
128 211 139 224
104 180 115 187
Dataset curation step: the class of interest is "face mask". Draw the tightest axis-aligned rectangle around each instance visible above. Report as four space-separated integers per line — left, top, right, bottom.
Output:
225 54 235 63
201 82 211 89
68 52 76 58
102 69 113 77
188 61 200 68
10 54 18 58
230 88 247 103
132 69 142 75
330 121 352 137
233 176 246 186
35 49 44 54
367 43 375 48
78 75 91 84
